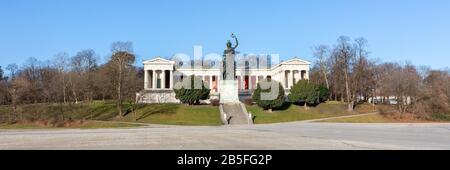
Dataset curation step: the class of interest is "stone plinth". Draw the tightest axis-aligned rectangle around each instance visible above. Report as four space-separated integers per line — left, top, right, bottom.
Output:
137 90 180 104
220 80 239 103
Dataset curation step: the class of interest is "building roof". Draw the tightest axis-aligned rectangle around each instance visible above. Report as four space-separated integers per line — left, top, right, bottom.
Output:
143 57 175 64
143 56 310 70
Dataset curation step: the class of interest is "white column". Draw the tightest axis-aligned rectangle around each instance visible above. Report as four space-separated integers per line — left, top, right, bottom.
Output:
282 71 286 88
286 71 290 88
217 75 220 92
152 70 157 89
239 76 243 90
299 70 302 80
209 75 213 90
288 70 293 89
236 76 240 90
161 70 166 89
305 70 309 80
144 70 148 89
202 76 205 88
248 76 251 90
291 70 295 87
293 70 298 84
301 70 304 80
292 70 295 84
169 70 174 89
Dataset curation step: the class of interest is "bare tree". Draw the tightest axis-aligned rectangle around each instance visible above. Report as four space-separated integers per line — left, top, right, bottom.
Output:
108 41 135 117
67 71 80 104
0 66 6 106
353 38 374 102
313 45 330 90
39 63 58 103
335 36 355 111
54 53 69 103
398 63 420 114
8 79 21 120
69 50 98 104
415 70 450 118
6 63 26 120
21 58 42 104
95 65 113 101
381 62 420 114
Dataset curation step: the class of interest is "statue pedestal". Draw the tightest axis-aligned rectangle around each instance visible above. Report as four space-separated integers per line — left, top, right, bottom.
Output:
220 80 240 103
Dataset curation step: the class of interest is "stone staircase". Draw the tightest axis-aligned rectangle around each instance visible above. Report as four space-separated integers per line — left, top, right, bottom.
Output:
221 103 251 125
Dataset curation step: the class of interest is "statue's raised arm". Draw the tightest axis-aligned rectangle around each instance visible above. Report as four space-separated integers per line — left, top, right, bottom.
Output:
231 33 239 49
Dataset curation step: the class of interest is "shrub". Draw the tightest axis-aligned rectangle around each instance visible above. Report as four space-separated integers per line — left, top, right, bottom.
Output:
49 118 64 127
378 107 388 115
243 97 254 106
210 99 220 107
317 85 330 102
174 75 210 105
252 80 285 112
288 80 319 108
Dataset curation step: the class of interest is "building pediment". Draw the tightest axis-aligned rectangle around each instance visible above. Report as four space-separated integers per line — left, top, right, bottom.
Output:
143 57 175 65
281 58 311 65
271 57 311 71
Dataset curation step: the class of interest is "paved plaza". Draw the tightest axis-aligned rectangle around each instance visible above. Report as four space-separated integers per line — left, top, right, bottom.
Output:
1 122 450 150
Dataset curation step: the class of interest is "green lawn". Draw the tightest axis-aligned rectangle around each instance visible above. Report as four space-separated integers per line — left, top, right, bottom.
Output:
247 102 358 124
78 121 143 129
4 100 435 128
0 101 120 121
0 121 142 129
0 123 51 129
320 113 442 123
319 114 399 123
117 104 222 126
0 102 222 128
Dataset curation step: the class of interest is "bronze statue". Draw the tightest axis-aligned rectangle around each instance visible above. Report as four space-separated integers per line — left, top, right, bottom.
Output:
223 33 239 80
225 33 239 55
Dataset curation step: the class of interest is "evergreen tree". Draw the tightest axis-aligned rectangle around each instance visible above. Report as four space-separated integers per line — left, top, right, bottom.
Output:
0 66 4 81
317 84 330 102
288 80 319 109
252 80 285 112
174 75 210 105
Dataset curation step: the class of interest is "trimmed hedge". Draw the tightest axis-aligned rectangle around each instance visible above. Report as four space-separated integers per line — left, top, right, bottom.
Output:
174 75 210 105
252 80 285 111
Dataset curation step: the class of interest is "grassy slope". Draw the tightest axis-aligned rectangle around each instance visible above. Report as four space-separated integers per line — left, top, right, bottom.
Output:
0 121 142 129
318 113 438 123
117 104 222 126
0 102 222 127
2 101 443 127
320 103 443 123
319 114 398 123
247 102 358 124
0 101 120 121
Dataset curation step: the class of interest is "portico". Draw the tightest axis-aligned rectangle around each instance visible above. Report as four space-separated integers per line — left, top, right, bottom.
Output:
139 57 310 103
143 58 175 90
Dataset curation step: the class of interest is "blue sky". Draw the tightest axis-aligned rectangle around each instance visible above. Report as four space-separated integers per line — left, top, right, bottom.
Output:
0 0 449 69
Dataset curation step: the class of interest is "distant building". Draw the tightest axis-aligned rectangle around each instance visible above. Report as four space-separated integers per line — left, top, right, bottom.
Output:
138 57 310 103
